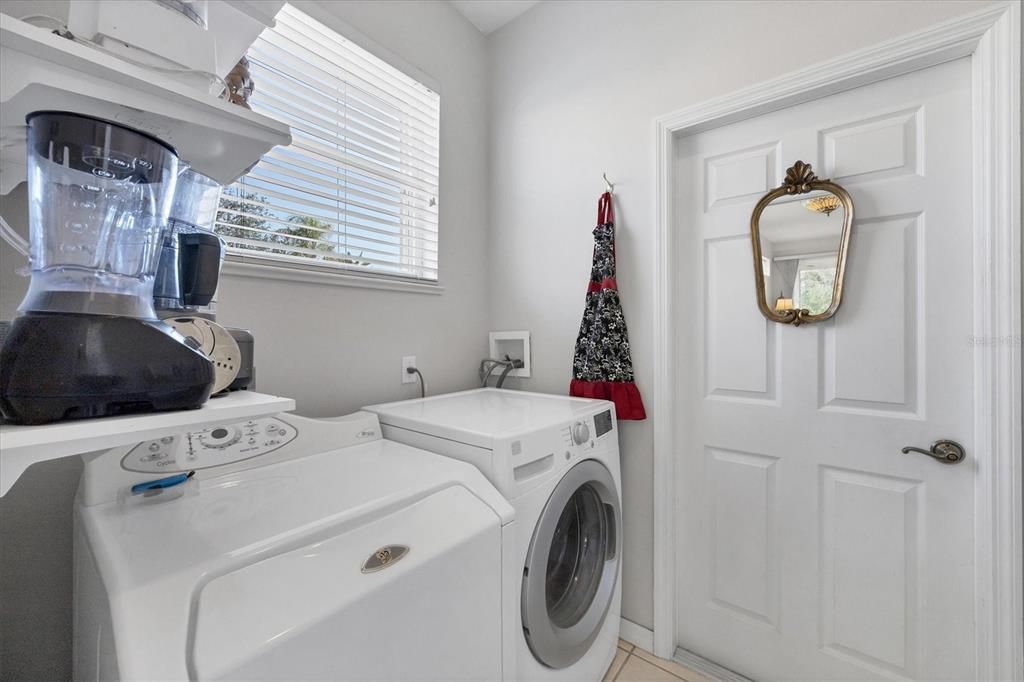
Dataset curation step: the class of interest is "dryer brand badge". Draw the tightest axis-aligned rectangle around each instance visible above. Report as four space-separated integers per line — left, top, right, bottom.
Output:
361 545 409 573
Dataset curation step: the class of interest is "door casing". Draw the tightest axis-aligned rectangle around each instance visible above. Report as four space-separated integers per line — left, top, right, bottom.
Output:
650 3 1022 680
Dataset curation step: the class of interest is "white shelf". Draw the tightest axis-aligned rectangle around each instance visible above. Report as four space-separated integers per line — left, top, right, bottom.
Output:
0 391 295 496
0 14 291 194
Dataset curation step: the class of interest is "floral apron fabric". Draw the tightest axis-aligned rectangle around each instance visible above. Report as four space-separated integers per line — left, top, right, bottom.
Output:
569 192 647 420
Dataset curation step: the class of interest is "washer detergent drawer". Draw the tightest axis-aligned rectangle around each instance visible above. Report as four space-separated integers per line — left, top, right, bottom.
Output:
190 486 503 680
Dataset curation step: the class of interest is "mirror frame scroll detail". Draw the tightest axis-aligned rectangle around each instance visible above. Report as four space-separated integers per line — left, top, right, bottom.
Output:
750 160 854 326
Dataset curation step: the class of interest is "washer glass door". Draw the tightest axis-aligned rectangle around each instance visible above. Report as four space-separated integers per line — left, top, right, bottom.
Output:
522 459 620 669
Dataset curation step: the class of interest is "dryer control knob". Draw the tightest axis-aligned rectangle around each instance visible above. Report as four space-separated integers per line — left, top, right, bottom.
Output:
571 421 591 445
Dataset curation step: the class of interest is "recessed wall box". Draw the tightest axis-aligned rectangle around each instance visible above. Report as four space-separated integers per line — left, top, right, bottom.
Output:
489 331 531 378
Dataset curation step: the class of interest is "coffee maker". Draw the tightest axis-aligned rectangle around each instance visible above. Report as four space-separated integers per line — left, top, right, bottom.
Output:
154 169 225 316
0 112 214 424
153 169 255 391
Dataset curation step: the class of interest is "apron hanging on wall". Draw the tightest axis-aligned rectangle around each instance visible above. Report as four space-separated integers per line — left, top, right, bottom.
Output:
569 192 647 420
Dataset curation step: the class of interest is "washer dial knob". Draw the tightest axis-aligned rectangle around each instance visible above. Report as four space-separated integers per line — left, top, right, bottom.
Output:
199 425 242 449
571 421 591 445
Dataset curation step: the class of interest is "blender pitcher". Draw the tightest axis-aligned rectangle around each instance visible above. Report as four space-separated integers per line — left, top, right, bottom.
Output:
0 112 214 425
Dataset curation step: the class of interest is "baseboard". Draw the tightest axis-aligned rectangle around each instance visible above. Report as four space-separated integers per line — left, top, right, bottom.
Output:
617 618 751 682
618 618 654 652
673 647 753 682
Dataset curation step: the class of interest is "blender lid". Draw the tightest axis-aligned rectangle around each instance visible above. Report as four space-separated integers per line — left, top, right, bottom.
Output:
26 111 179 156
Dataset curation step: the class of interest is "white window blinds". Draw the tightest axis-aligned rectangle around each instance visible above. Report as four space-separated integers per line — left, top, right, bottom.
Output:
216 4 441 282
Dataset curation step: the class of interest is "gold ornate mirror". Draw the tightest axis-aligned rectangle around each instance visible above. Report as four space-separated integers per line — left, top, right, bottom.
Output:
750 161 854 325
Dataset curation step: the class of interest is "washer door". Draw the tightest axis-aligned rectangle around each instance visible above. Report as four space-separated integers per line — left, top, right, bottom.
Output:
522 459 620 669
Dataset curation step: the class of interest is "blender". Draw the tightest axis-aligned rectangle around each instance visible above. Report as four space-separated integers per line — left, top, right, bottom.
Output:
0 112 214 425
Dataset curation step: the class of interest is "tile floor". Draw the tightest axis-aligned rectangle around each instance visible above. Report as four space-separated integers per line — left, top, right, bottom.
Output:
605 640 713 682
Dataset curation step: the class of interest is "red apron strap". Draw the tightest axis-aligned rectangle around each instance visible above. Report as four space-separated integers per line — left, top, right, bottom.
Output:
597 191 614 225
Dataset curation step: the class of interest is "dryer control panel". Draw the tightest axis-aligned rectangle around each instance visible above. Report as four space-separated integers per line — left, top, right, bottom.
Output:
121 417 298 473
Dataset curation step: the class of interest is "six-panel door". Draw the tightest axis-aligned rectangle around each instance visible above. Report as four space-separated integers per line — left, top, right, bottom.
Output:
673 58 975 681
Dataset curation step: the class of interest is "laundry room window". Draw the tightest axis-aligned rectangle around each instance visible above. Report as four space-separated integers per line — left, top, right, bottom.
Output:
216 4 441 288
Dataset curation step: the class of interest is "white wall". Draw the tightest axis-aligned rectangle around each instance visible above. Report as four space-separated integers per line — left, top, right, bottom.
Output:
0 1 488 677
485 0 997 629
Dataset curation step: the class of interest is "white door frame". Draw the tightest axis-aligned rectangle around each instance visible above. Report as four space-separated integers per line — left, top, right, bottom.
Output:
650 3 1022 679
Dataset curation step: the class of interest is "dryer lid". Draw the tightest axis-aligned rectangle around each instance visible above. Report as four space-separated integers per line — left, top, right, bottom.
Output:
365 388 610 450
190 485 504 681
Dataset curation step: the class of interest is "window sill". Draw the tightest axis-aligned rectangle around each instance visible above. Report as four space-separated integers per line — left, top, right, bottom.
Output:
221 257 444 295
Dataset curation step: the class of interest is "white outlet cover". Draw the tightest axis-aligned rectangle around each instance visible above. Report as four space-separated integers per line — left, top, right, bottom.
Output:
401 356 417 384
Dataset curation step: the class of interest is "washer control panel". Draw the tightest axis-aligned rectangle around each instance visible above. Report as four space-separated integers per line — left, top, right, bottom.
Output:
121 417 298 473
559 409 616 458
570 421 591 445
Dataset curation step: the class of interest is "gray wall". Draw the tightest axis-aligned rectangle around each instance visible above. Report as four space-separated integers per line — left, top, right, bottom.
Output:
0 189 29 320
0 2 488 679
484 0 997 629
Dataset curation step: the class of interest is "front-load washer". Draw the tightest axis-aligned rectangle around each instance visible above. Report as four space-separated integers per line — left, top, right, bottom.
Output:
73 411 516 681
364 389 622 682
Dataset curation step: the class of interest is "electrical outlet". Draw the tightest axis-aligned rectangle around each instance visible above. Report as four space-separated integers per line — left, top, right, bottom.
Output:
401 356 417 384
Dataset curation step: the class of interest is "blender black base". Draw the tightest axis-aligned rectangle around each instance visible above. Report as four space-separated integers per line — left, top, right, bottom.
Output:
0 313 214 425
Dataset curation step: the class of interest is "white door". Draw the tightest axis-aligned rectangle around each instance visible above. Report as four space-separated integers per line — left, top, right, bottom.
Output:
674 58 975 681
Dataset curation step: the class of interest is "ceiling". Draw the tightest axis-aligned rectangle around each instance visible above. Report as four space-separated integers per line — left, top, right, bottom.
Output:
759 193 844 249
449 0 540 35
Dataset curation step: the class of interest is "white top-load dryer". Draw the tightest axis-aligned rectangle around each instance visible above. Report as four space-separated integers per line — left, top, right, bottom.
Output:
364 389 622 682
74 411 515 681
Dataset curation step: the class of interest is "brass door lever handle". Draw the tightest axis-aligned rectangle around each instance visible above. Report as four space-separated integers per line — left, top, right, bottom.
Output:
901 440 966 464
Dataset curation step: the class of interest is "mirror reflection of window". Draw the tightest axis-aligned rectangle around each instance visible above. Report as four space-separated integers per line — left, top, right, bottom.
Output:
794 256 837 314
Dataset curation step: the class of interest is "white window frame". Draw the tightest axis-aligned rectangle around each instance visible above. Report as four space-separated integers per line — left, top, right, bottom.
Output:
218 3 443 295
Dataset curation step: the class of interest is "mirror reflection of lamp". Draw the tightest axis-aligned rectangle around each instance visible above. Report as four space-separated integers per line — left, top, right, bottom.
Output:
803 194 842 216
774 291 794 312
